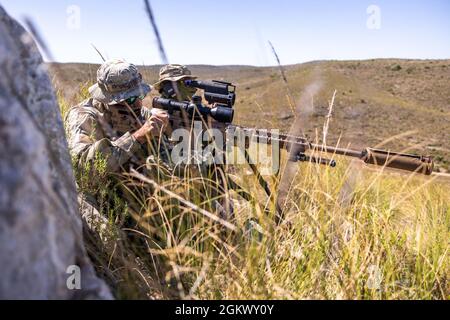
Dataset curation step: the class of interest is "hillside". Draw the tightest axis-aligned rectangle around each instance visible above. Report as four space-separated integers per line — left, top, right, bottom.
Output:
48 59 450 171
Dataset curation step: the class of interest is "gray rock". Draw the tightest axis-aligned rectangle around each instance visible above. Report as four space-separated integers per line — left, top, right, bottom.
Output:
0 5 112 299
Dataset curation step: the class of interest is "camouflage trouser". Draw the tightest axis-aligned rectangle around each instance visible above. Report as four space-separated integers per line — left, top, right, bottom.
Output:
78 151 234 247
144 153 234 220
78 193 116 252
78 153 205 229
75 152 173 247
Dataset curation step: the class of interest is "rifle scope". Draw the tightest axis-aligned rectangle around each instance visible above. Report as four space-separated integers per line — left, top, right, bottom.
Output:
184 80 236 108
152 96 234 124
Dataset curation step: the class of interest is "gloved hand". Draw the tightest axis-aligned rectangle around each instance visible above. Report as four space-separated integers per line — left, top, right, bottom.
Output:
132 109 169 143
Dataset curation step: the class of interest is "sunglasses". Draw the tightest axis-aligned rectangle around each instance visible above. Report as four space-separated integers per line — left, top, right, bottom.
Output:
125 95 145 105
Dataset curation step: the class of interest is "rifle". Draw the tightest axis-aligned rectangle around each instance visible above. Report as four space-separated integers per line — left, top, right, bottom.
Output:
151 80 434 176
225 126 434 175
152 79 436 222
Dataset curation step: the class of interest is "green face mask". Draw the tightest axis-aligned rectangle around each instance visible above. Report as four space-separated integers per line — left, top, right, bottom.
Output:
160 81 197 101
175 82 197 101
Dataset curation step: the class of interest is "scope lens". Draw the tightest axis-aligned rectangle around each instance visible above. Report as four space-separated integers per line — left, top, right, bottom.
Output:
210 106 234 123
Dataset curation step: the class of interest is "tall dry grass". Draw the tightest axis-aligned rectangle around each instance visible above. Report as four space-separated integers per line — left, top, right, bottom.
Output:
123 153 449 300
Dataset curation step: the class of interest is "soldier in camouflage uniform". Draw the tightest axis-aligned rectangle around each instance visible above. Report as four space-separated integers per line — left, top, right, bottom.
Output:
153 64 234 219
153 64 198 101
67 61 232 242
67 59 170 174
66 59 170 238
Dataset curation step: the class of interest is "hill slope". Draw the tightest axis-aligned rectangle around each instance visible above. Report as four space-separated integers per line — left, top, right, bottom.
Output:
48 59 450 171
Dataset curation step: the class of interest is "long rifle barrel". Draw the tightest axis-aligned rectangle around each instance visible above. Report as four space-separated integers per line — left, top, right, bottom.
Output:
230 126 434 175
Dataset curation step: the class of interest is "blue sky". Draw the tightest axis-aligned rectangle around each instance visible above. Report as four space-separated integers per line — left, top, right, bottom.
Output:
2 0 450 66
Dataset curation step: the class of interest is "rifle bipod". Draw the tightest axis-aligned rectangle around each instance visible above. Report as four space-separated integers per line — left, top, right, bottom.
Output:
241 148 284 224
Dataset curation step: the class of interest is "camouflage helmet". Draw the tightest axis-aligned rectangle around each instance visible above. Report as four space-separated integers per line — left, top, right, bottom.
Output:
153 64 196 90
88 59 151 104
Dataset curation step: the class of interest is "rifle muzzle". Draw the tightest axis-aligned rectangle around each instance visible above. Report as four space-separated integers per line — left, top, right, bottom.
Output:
361 148 434 175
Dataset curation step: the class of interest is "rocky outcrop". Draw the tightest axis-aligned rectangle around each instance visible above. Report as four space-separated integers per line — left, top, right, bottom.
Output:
0 5 112 299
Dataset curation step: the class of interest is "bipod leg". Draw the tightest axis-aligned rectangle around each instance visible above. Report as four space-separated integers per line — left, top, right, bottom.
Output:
243 148 283 224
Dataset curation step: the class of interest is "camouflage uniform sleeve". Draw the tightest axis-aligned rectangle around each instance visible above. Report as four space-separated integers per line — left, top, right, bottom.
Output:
66 107 142 173
141 106 173 164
